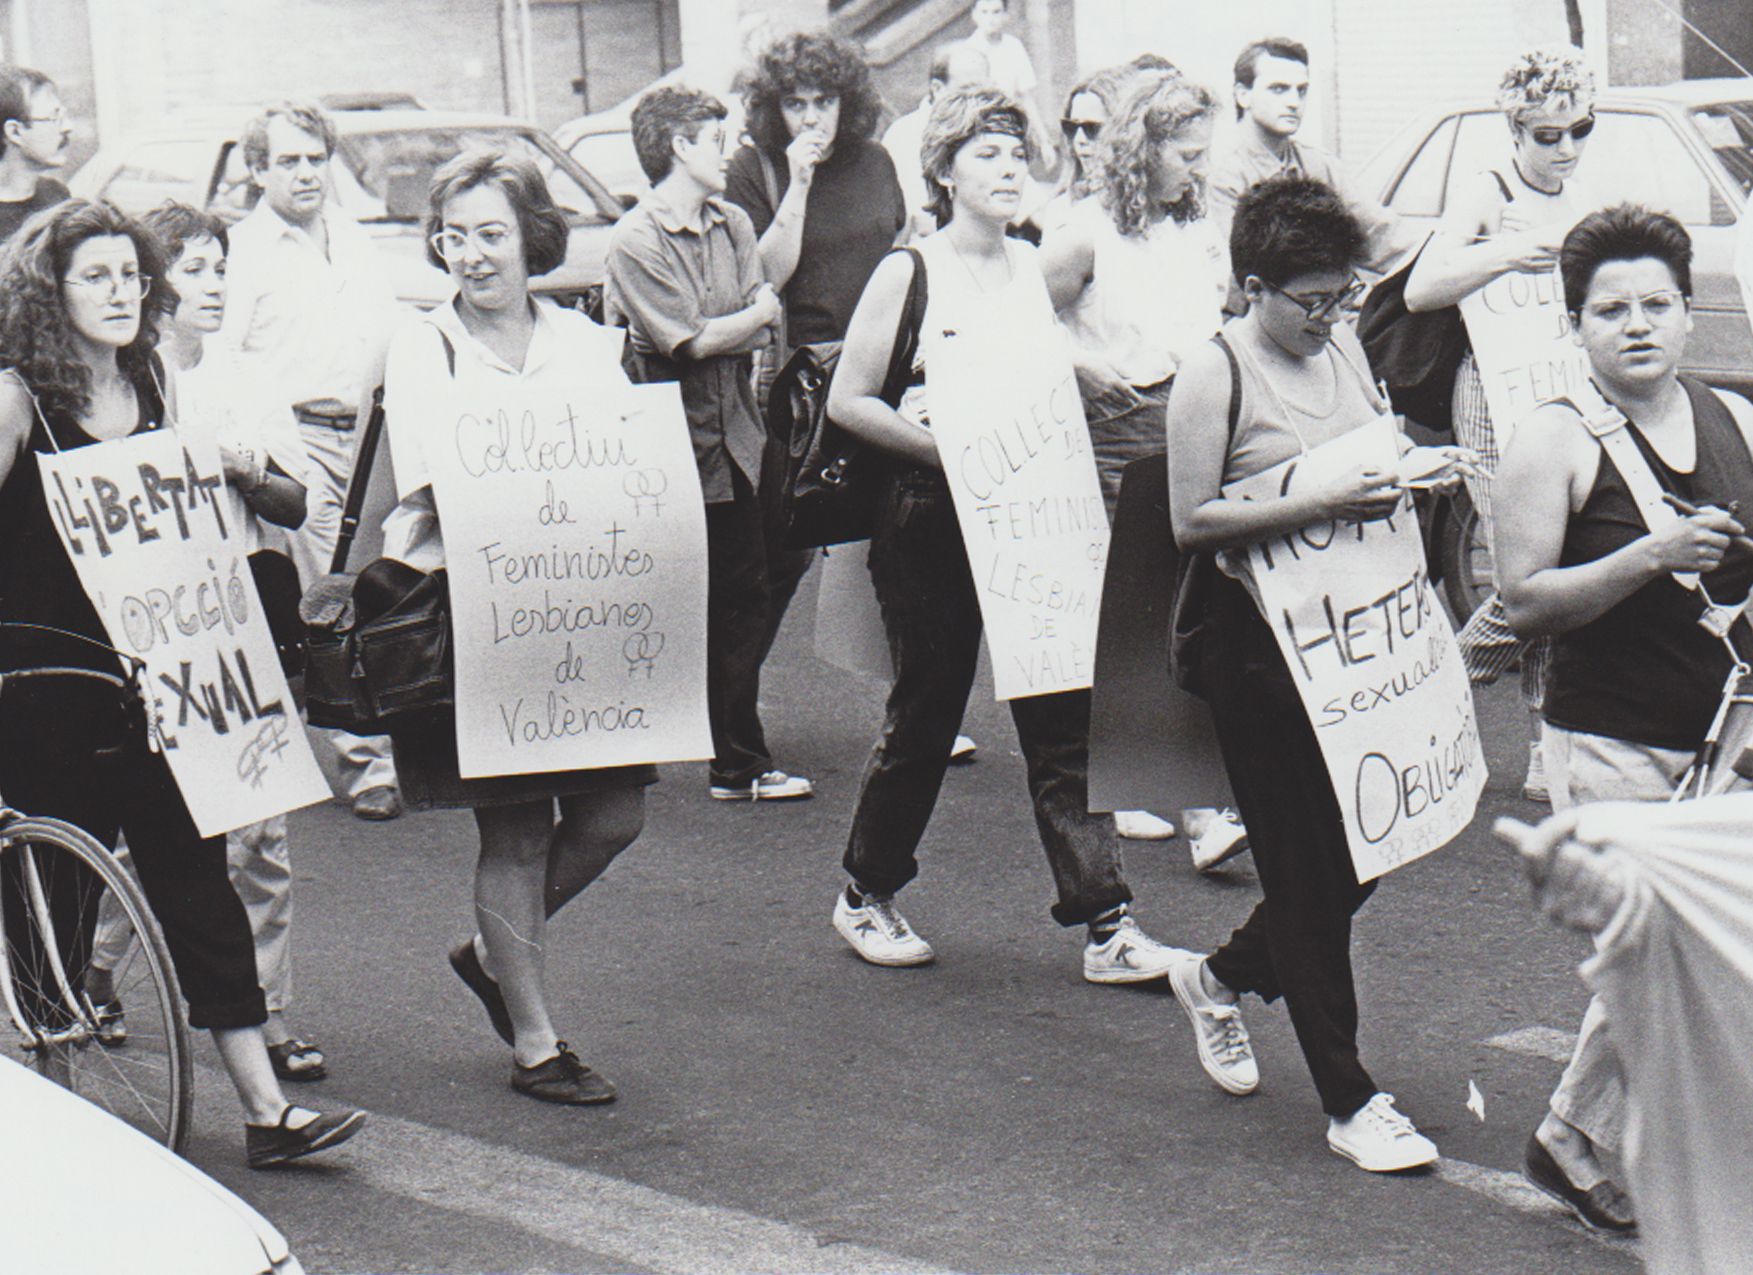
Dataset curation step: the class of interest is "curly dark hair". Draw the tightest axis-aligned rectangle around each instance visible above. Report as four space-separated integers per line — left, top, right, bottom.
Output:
424 148 569 276
0 199 170 425
742 31 883 157
1560 204 1692 315
1229 175 1365 288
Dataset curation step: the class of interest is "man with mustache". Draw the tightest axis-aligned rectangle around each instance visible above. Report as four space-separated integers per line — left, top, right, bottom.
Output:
0 66 73 243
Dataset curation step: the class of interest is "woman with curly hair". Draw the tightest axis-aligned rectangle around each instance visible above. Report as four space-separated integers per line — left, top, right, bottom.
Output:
1406 46 1599 802
0 198 365 1166
724 30 908 732
1043 70 1235 852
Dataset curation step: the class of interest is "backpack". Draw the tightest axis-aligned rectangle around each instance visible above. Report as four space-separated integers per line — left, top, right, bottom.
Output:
771 245 928 549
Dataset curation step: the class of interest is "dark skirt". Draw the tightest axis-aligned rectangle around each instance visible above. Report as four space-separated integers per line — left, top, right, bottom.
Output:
392 710 658 811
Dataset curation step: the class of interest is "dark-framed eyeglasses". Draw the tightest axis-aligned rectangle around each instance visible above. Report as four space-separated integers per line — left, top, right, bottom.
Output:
1060 117 1103 142
1261 275 1366 321
1525 114 1596 147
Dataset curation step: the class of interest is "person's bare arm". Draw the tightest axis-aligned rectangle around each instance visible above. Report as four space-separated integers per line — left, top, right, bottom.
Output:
755 132 827 288
1404 171 1560 311
0 376 34 491
825 253 938 469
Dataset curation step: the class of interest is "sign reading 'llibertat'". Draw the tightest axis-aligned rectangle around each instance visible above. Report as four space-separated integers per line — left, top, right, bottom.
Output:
926 295 1108 700
1459 264 1592 445
37 430 330 836
423 359 712 778
1223 416 1486 881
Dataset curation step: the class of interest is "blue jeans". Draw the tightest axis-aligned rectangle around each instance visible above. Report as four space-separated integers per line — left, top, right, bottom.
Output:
841 467 1130 926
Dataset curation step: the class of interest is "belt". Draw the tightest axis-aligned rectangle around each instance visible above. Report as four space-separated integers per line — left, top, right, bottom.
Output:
293 403 358 430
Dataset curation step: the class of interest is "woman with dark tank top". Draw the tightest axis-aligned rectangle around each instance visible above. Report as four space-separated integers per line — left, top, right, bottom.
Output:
1494 205 1753 1232
0 199 363 1167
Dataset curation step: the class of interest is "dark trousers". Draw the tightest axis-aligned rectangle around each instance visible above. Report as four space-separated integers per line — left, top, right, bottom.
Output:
758 423 813 663
0 682 267 1031
842 468 1131 926
705 469 776 786
1201 573 1377 1118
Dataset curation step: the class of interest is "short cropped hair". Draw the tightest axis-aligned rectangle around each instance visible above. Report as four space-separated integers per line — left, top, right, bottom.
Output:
1496 46 1595 128
1559 204 1692 315
140 202 229 272
0 66 54 160
920 86 1029 229
742 31 883 158
1229 175 1366 288
1096 71 1218 235
1130 53 1180 75
242 100 338 173
630 86 727 185
423 149 569 276
1233 37 1309 120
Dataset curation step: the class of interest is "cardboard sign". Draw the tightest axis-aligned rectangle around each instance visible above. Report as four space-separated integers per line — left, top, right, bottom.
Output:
1459 265 1592 443
423 371 712 778
37 431 328 836
926 315 1108 700
1224 416 1486 880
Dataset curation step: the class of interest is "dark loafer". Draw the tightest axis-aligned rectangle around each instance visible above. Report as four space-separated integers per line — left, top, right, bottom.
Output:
449 940 515 1045
246 1106 367 1169
267 1038 327 1082
511 1041 616 1105
1523 1133 1637 1233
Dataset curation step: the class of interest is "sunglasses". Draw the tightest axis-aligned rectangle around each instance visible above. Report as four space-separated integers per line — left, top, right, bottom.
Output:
1060 117 1103 141
1524 114 1595 147
1261 275 1366 322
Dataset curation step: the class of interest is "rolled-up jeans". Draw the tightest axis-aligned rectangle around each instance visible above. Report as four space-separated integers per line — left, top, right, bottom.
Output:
842 466 1131 926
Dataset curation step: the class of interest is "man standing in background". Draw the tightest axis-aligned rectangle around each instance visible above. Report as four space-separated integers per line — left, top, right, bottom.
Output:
881 43 990 240
222 99 404 821
0 66 71 241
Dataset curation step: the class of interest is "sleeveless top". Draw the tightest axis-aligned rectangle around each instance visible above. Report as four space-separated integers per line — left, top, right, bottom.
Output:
894 232 1055 433
0 359 166 677
1060 200 1227 388
1545 377 1753 750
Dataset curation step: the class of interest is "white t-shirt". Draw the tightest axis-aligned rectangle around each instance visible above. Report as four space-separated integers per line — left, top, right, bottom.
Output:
968 32 1036 100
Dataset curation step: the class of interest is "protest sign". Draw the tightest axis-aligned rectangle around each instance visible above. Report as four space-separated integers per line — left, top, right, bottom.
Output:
1224 416 1485 880
926 312 1108 700
1459 265 1592 444
37 430 328 836
423 361 711 778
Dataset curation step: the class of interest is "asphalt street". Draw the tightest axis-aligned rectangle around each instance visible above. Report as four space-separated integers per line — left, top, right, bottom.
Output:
175 566 1642 1274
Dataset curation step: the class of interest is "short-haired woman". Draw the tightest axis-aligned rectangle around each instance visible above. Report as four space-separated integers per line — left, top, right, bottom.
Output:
381 151 654 1105
823 87 1187 983
0 199 363 1165
1168 176 1465 1172
1406 46 1598 800
1492 204 1753 1232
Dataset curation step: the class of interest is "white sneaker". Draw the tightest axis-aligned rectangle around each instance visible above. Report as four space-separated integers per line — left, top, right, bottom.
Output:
1523 742 1550 803
710 770 815 801
949 734 978 764
1082 915 1197 984
1327 1093 1439 1172
1167 955 1258 1095
1114 810 1176 840
833 889 934 967
1185 807 1250 872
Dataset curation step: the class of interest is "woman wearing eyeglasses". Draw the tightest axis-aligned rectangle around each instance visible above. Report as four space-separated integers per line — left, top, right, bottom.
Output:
1491 205 1753 1232
1405 47 1598 802
379 150 654 1106
1167 176 1471 1172
0 198 365 1166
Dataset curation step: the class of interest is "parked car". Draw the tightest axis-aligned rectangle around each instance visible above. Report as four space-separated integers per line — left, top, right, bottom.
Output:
1360 79 1753 395
3 1054 302 1274
71 107 625 314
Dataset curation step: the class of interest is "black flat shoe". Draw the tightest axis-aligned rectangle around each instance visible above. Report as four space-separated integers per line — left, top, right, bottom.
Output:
246 1106 367 1169
1523 1133 1637 1233
450 939 514 1045
511 1041 616 1106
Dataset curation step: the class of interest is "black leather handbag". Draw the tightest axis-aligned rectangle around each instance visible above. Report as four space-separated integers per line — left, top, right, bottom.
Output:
775 245 927 549
1356 236 1467 436
300 389 454 733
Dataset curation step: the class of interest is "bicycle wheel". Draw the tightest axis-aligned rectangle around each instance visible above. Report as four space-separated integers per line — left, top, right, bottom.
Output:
1439 489 1494 623
0 815 192 1153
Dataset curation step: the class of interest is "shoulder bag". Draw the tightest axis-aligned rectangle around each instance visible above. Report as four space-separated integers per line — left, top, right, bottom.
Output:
1167 332 1242 698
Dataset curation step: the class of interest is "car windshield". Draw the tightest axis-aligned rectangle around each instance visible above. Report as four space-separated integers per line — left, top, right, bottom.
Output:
1691 101 1753 195
338 126 621 225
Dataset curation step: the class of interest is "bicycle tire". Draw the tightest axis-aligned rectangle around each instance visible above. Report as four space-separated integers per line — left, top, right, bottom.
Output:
0 815 193 1153
1439 489 1493 623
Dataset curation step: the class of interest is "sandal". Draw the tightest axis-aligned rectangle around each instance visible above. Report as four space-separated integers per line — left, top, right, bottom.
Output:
267 1038 327 1082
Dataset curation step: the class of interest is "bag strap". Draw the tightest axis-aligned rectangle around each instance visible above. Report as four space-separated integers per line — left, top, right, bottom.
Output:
1575 398 1699 591
878 246 927 407
329 386 385 576
1212 331 1242 444
1488 168 1514 204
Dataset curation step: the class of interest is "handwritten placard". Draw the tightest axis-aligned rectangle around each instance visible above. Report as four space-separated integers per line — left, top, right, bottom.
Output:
423 370 711 777
1224 416 1486 881
926 318 1108 700
37 431 329 836
1459 265 1592 444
